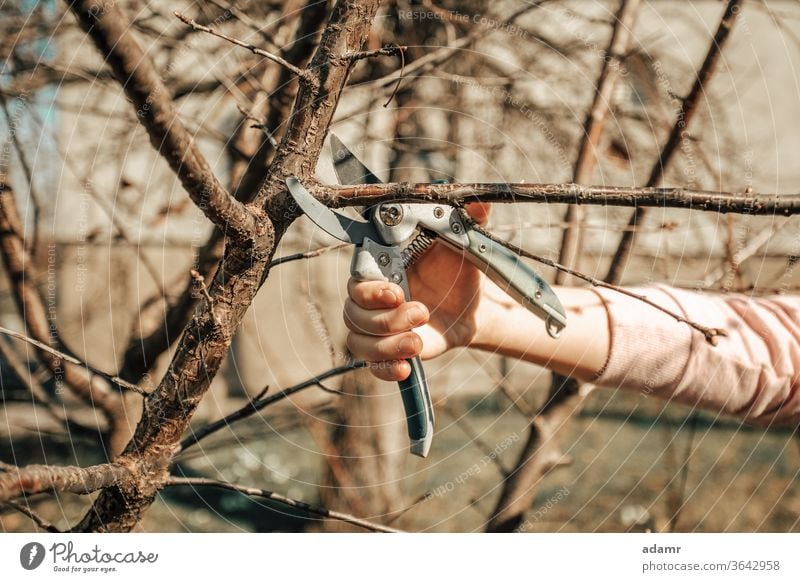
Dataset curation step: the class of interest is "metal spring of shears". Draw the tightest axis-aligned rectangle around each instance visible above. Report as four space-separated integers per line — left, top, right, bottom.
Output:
400 229 436 268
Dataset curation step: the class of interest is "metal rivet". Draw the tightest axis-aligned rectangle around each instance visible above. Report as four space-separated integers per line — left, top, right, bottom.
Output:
391 272 403 283
433 207 444 219
378 253 390 266
534 289 542 300
478 243 487 253
378 204 403 226
451 222 462 234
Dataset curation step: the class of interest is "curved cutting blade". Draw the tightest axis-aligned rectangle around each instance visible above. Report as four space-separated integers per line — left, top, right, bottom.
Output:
330 134 382 185
285 176 379 244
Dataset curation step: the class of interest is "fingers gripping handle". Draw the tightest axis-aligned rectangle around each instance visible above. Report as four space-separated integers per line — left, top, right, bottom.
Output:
350 239 435 458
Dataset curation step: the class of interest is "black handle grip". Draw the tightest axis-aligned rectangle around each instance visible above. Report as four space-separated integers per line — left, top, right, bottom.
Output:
398 355 434 457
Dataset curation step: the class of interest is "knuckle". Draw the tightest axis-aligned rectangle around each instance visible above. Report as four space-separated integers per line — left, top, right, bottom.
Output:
345 332 359 356
343 300 367 334
377 312 394 335
349 280 372 305
342 300 356 329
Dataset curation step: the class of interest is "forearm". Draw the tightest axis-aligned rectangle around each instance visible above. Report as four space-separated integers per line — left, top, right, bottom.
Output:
470 285 610 382
472 282 800 425
590 285 800 425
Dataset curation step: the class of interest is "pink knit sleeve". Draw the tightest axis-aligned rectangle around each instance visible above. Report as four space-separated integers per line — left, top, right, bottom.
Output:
591 285 800 426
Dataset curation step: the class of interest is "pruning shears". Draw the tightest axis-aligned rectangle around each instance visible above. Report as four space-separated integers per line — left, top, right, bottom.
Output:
285 135 566 457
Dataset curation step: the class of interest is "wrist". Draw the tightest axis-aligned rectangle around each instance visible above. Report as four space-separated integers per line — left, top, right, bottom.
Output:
467 284 612 382
469 279 532 352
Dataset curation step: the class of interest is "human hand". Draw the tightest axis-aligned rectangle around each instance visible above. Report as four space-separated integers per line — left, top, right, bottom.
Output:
344 203 497 381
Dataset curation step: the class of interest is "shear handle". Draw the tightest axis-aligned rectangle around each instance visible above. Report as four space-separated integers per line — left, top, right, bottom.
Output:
449 228 567 338
350 240 435 458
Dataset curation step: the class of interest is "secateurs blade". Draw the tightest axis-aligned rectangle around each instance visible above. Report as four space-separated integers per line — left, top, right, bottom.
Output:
285 135 567 458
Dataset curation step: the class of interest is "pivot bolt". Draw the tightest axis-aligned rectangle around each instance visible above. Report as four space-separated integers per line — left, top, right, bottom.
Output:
378 253 391 266
378 204 403 226
433 206 445 219
391 272 403 283
451 222 462 234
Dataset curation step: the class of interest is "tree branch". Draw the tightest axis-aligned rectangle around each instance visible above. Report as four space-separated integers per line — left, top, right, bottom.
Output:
75 0 382 533
0 462 130 503
176 361 366 455
605 0 743 284
486 380 592 532
233 0 330 203
468 218 727 345
356 3 548 92
173 12 311 81
490 0 643 534
0 335 102 438
65 0 263 245
268 242 350 268
117 0 328 385
165 476 401 533
1 500 61 532
321 182 800 215
557 0 642 283
0 182 130 452
0 100 42 253
0 325 148 395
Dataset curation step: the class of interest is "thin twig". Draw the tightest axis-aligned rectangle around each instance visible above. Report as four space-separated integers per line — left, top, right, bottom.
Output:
176 361 367 454
384 46 405 108
385 492 431 526
165 476 401 533
442 404 509 475
2 500 61 532
0 325 148 395
313 382 347 395
269 243 350 268
703 220 790 287
174 12 311 81
0 101 41 253
464 218 727 345
235 103 280 148
204 0 288 52
557 0 642 284
467 351 535 417
52 137 168 298
605 0 743 284
0 335 101 437
357 3 547 91
494 220 681 234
